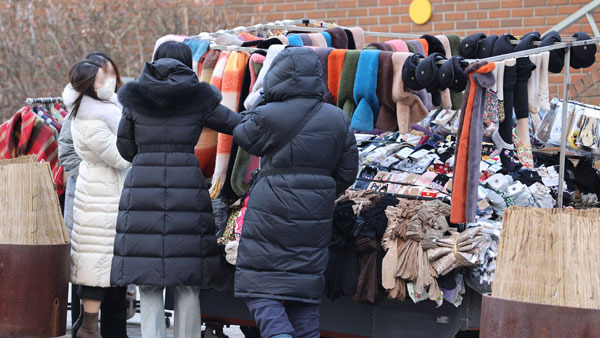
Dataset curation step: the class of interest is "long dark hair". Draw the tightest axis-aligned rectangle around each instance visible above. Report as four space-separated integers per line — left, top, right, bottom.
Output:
68 59 101 119
86 51 123 91
153 41 193 69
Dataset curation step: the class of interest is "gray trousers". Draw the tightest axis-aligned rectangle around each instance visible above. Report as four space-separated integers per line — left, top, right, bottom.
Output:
139 285 201 338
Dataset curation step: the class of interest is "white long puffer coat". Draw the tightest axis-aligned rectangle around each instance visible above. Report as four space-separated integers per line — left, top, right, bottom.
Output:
62 84 130 287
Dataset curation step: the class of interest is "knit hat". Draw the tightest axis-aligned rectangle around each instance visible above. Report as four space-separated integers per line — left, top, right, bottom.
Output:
493 33 517 57
328 49 346 105
349 27 366 50
408 40 426 56
316 48 335 104
392 52 429 133
351 50 381 131
345 29 356 49
375 51 397 131
199 49 221 83
478 35 498 59
416 52 447 107
299 34 313 46
571 32 597 69
184 38 210 75
418 38 430 55
385 39 409 52
515 33 541 52
325 27 348 49
287 34 304 46
440 56 468 92
320 32 333 47
446 34 461 56
402 53 427 90
367 42 394 51
540 31 564 73
338 50 361 118
460 33 486 58
421 35 445 55
309 33 328 48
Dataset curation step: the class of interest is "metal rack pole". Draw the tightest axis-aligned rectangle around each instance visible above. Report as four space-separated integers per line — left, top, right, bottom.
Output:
558 44 572 208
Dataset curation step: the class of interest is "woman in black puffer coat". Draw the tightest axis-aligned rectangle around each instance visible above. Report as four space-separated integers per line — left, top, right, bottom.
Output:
111 42 240 337
233 47 358 338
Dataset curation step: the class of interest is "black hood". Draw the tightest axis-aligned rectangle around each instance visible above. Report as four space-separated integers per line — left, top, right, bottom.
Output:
263 47 324 103
118 58 221 116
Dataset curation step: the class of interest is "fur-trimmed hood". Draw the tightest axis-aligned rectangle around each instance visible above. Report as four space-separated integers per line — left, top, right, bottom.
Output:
118 58 222 117
62 84 122 132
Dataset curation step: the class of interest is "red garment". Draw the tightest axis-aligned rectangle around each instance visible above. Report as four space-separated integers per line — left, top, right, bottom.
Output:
0 106 65 195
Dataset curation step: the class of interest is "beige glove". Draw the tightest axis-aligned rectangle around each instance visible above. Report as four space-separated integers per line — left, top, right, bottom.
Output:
225 241 239 265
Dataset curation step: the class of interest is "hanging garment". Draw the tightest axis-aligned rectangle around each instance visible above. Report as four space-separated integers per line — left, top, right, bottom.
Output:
0 106 64 193
299 33 313 46
62 84 130 287
210 52 249 199
233 48 358 304
348 27 365 50
184 38 209 75
386 39 409 52
418 38 429 55
392 52 428 134
338 50 361 118
328 49 346 106
436 35 453 109
447 34 461 56
375 51 397 131
315 48 335 104
320 31 332 47
351 50 381 132
326 27 348 49
450 61 496 224
244 44 286 109
309 33 328 47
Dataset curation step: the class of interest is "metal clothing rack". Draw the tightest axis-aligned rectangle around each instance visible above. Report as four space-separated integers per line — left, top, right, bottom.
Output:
25 97 63 105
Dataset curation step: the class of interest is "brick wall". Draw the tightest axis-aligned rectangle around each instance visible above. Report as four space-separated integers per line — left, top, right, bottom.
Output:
214 0 600 105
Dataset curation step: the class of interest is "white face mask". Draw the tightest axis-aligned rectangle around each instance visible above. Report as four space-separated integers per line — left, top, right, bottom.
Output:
96 78 116 101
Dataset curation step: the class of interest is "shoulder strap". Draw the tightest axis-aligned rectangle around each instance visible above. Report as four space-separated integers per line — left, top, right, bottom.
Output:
261 102 323 166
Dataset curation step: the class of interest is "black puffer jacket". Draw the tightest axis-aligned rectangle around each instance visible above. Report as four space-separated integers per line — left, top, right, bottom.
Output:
111 58 240 287
233 47 359 303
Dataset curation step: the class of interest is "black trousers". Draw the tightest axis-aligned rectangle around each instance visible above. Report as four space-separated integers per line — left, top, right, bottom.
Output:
77 286 128 338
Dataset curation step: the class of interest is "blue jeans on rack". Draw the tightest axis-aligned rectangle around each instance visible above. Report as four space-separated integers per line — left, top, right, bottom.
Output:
245 298 320 338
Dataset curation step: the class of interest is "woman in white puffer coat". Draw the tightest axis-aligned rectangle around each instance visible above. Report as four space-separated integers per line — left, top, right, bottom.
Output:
62 58 130 338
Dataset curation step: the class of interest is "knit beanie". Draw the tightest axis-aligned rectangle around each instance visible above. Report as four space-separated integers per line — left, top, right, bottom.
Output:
287 34 304 46
338 50 361 118
351 49 381 131
367 42 394 51
385 39 409 52
571 32 597 69
184 38 210 75
538 52 551 111
328 49 346 105
349 27 366 50
446 34 461 56
345 29 356 49
199 50 221 83
436 35 453 109
320 32 333 47
326 27 348 49
392 52 429 133
316 48 335 104
375 51 397 131
309 33 328 47
540 31 564 73
299 33 313 46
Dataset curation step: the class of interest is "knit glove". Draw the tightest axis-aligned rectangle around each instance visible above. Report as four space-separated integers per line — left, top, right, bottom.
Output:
225 241 239 265
351 50 381 131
